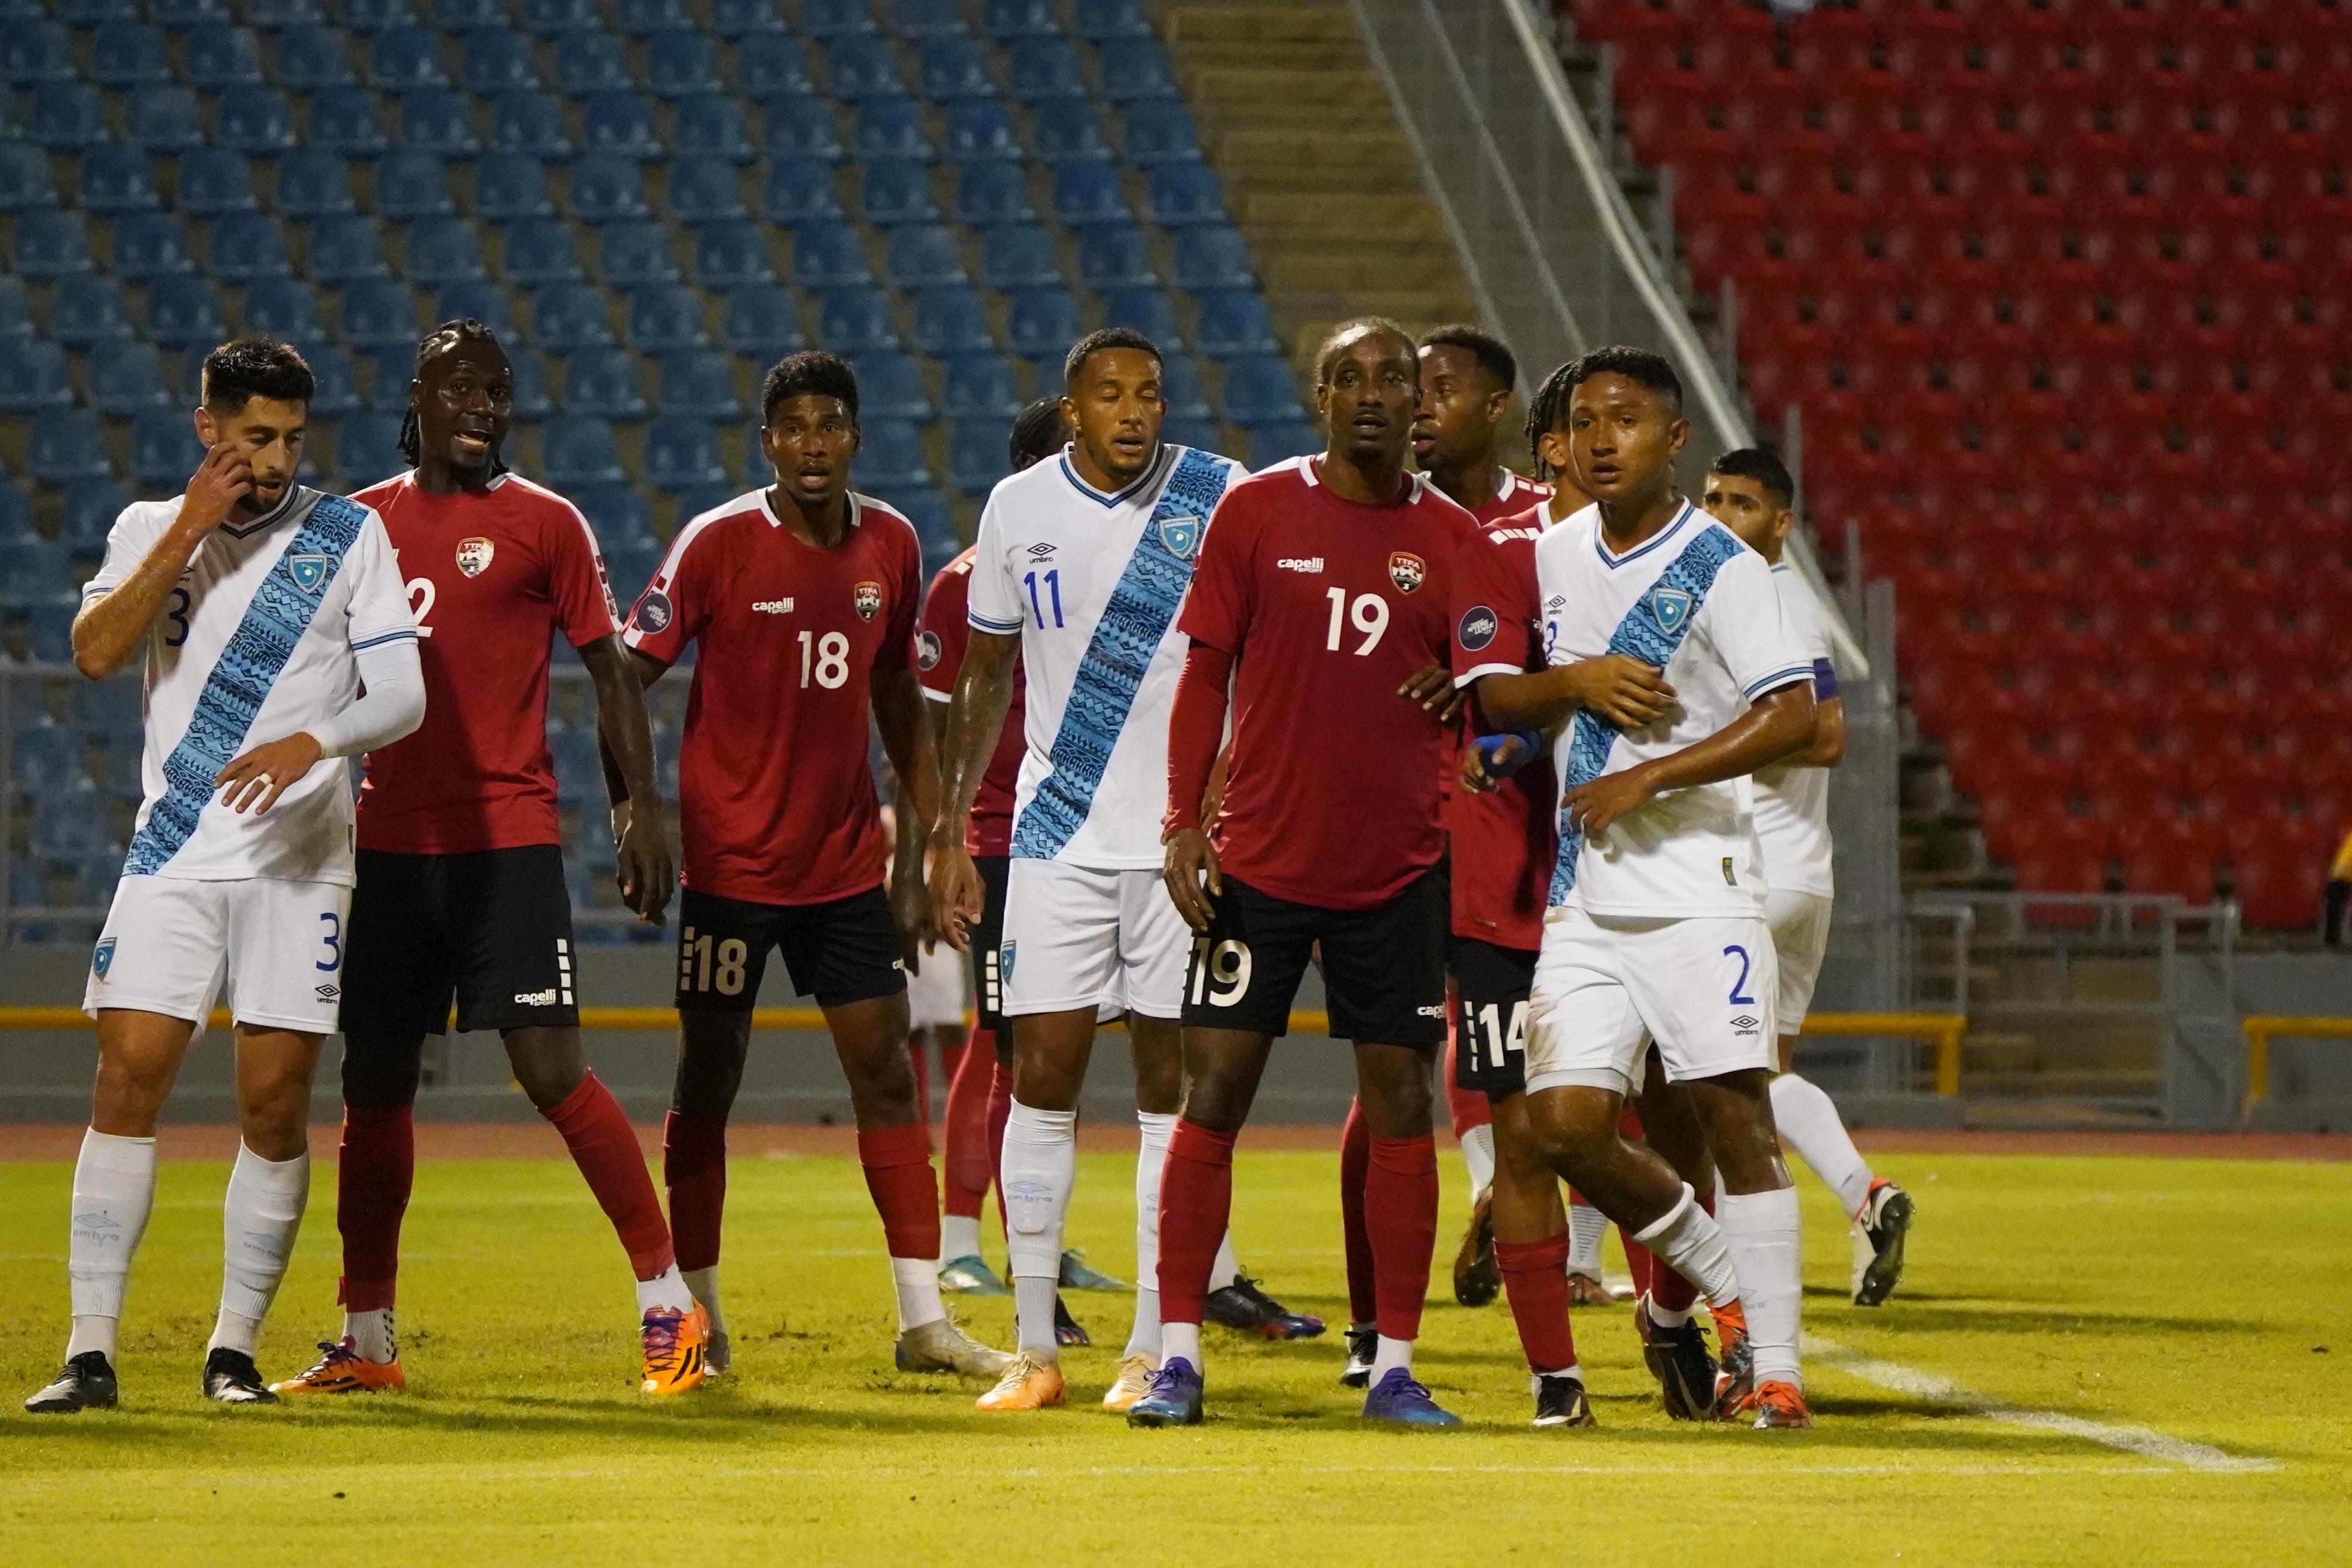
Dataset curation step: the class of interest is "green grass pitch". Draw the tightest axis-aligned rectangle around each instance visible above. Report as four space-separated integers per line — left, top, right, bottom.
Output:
2 1146 2347 1566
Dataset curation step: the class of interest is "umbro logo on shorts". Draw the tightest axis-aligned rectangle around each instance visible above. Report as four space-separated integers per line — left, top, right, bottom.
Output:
315 984 340 1000
1731 1015 1761 1036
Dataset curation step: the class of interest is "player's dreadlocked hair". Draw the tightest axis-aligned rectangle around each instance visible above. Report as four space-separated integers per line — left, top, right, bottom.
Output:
1312 316 1416 385
1709 446 1795 509
1523 357 1580 481
1419 324 1517 393
762 349 860 425
1009 396 1067 470
201 336 313 414
396 318 506 470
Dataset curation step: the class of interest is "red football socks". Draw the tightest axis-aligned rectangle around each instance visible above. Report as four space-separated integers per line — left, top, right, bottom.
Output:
856 1121 942 1261
1338 1100 1376 1326
335 1104 413 1313
942 1028 995 1221
1366 1133 1439 1342
1497 1230 1577 1374
1154 1118 1236 1325
543 1073 675 1281
662 1108 728 1275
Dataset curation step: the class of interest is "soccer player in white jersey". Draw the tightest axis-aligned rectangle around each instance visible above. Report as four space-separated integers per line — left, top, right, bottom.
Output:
1469 348 1820 1429
24 339 424 1413
1702 448 1913 1306
929 329 1250 1414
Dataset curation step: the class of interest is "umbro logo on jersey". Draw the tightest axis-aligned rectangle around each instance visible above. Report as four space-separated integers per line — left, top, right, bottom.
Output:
752 598 796 614
853 581 884 620
1649 586 1695 635
1027 543 1057 559
455 537 495 577
1389 552 1426 593
632 588 673 633
1457 604 1499 651
917 630 943 670
286 553 331 593
91 938 115 980
1546 595 1567 611
1276 556 1325 572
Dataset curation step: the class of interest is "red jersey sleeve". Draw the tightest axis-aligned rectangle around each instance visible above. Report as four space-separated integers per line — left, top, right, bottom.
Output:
874 517 923 673
918 560 972 698
541 495 624 649
622 517 713 666
1451 522 1541 692
1174 486 1255 654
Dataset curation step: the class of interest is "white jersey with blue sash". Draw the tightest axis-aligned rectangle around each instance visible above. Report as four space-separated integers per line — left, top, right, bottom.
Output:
969 442 1244 870
82 485 418 886
1533 501 1811 920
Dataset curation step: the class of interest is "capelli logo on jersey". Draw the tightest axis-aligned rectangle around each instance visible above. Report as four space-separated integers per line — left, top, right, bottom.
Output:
1389 552 1426 594
1276 556 1325 573
853 581 884 621
751 598 796 614
1416 1004 1445 1018
455 537 495 578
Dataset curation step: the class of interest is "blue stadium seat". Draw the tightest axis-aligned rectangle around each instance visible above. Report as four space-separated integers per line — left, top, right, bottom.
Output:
1159 352 1212 421
945 418 1005 494
50 277 134 348
615 0 690 36
764 158 844 223
862 158 939 224
827 36 902 99
1247 419 1319 468
57 0 138 23
1076 0 1152 38
88 341 175 418
0 277 29 342
694 221 776 287
1172 225 1255 290
461 26 538 91
648 31 719 96
921 36 996 100
0 145 53 212
308 215 391 282
498 218 581 284
563 346 648 419
433 0 508 28
801 0 877 38
1009 39 1086 102
490 91 573 161
131 409 208 490
794 222 872 287
375 151 457 220
941 351 1018 419
180 151 262 216
506 348 555 421
982 222 1061 289
674 95 755 163
31 84 108 151
644 418 730 489
31 780 115 863
1077 223 1156 288
333 412 408 486
13 210 91 278
92 24 170 87
78 148 161 215
400 88 480 159
57 479 130 551
857 420 929 489
899 492 960 577
722 284 806 360
217 92 297 156
849 354 928 425
338 278 420 348
308 92 392 158
954 161 1032 225
519 0 599 33
734 33 814 99
276 24 356 88
303 345 363 418
889 223 967 287
365 345 417 411
333 0 420 32
1193 289 1277 358
581 93 663 161
174 211 270 284
659 351 743 423
1221 354 1302 427
367 24 445 88
10 728 76 795
1148 162 1226 227
27 411 114 486
540 416 626 486
1031 99 1111 163
817 286 899 353
765 98 846 162
555 32 633 94
1006 287 1082 360
982 0 1057 39
1099 39 1179 102
241 278 324 340
2 22 73 85
909 284 991 355
890 0 967 37
124 87 205 154
568 154 651 222
0 341 70 414
1122 100 1200 165
183 22 267 89
147 277 228 351
629 283 710 351
943 100 1022 163
571 481 655 545
435 280 516 336
0 485 35 550
404 217 486 284
599 219 678 286
711 0 786 37
474 154 555 220
1161 414 1217 452
273 149 359 217
1098 287 1181 348
669 156 748 223
856 96 933 161
1054 163 1132 227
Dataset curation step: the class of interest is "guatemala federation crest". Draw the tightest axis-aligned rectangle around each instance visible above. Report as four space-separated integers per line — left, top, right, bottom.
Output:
91 938 115 981
852 581 884 621
1388 551 1426 595
999 940 1016 985
1157 512 1203 561
455 537 495 578
286 554 330 593
1648 586 1694 636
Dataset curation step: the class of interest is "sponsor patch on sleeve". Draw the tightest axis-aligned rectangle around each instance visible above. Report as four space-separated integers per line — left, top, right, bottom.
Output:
1456 604 1499 651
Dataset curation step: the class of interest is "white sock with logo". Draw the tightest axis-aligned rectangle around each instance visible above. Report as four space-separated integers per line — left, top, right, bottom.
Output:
1001 1100 1077 1358
210 1143 310 1356
1126 1111 1177 1360
66 1128 156 1363
1719 1186 1803 1388
1567 1198 1607 1279
1770 1071 1876 1218
344 1307 397 1364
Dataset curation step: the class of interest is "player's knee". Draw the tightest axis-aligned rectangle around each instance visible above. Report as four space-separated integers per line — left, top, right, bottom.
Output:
1176 1074 1248 1135
504 1028 586 1110
90 1054 172 1131
339 1036 424 1110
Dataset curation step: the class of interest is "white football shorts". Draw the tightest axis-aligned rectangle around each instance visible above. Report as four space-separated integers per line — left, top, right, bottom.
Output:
1524 906 1779 1098
1765 888 1833 1032
906 938 970 1030
83 872 353 1036
1000 859 1188 1021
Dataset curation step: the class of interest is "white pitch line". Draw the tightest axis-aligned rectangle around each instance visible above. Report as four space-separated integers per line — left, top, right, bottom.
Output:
1805 1334 2277 1474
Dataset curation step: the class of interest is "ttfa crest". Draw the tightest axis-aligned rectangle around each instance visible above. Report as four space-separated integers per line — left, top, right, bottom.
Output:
455 537 495 578
852 581 884 621
1388 551 1426 594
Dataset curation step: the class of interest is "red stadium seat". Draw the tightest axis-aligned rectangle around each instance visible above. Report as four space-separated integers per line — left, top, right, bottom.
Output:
2230 852 2328 930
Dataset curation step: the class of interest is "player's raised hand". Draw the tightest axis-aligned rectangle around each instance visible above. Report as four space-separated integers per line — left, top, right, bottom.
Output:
612 797 675 926
1162 826 1222 932
214 731 324 814
1398 662 1465 724
1570 654 1676 729
927 843 982 953
1561 766 1654 840
179 443 255 534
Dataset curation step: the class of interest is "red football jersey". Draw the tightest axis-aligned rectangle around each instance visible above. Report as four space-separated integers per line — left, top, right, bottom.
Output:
1178 458 1476 911
918 547 1025 859
1465 469 1552 529
624 489 922 906
1447 502 1557 950
352 470 621 855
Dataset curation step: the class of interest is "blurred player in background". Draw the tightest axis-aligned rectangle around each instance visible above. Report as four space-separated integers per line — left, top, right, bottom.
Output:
622 353 1007 1383
272 321 705 1399
29 340 424 1413
1703 448 1913 1306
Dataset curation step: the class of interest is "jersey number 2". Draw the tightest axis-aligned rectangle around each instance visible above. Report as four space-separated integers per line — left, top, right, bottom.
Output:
405 577 436 639
1723 944 1755 1006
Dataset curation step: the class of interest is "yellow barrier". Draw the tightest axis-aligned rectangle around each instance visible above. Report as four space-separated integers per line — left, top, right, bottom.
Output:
2240 1016 2352 1110
1799 1012 1971 1097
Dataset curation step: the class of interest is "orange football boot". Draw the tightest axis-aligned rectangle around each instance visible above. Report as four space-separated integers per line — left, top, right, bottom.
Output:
1750 1380 1813 1429
640 1303 710 1395
1709 1298 1756 1418
270 1338 406 1396
974 1350 1065 1412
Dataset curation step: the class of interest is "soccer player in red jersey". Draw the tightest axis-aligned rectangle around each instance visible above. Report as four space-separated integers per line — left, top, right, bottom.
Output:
622 352 1008 1382
275 320 706 1398
1129 320 1475 1429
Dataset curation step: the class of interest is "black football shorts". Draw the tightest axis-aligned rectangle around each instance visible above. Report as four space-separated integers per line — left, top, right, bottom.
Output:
1178 869 1448 1046
673 885 907 1013
967 853 1010 1034
1450 935 1537 1097
340 844 580 1037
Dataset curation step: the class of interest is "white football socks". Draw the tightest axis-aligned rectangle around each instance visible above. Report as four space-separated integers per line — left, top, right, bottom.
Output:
66 1128 156 1362
1459 1122 1496 1201
1209 1229 1241 1292
1126 1110 1177 1361
683 1265 726 1337
1631 1183 1740 1310
635 1263 690 1316
892 1257 947 1333
1001 1100 1077 1357
940 1211 983 1264
1567 1199 1607 1279
1370 1334 1414 1381
344 1307 397 1364
210 1143 310 1356
1719 1186 1803 1388
1770 1070 1877 1217
1160 1319 1201 1372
